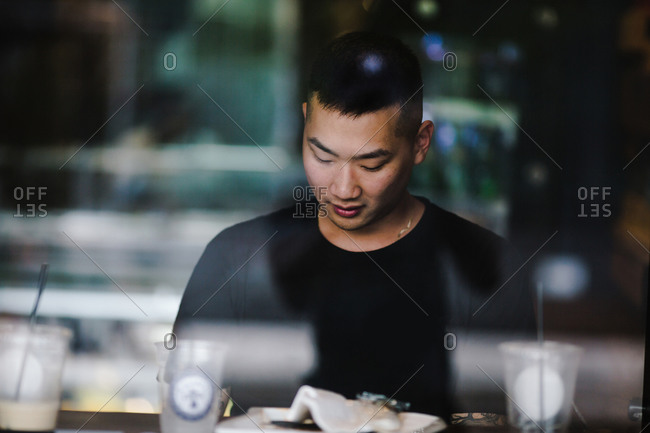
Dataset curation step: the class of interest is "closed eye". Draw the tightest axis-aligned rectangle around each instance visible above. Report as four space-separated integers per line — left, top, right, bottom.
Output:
314 153 332 163
361 162 386 172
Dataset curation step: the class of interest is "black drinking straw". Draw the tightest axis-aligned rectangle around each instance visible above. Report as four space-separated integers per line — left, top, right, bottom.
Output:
14 263 49 401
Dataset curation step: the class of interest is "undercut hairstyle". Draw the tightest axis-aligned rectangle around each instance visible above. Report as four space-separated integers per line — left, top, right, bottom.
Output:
307 31 423 140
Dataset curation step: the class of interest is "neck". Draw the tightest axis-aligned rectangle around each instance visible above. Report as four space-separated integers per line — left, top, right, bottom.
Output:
319 194 425 252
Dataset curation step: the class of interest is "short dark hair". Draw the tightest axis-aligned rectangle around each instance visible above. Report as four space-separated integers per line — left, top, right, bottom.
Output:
307 31 423 140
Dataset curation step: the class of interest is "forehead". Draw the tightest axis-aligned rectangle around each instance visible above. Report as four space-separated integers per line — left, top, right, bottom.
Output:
305 99 403 150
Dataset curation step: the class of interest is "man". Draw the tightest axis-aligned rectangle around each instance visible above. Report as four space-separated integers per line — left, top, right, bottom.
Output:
175 32 535 421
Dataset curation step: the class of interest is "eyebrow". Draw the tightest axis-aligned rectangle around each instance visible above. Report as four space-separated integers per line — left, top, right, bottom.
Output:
307 137 392 160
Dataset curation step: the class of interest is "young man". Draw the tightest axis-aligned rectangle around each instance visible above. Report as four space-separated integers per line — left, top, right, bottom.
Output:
175 32 535 421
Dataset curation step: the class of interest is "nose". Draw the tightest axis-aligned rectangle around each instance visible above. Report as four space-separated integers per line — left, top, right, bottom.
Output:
330 163 361 200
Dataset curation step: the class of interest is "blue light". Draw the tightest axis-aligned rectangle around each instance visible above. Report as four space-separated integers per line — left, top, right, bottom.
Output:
498 42 520 63
436 122 456 152
362 54 383 75
533 255 590 300
421 33 445 61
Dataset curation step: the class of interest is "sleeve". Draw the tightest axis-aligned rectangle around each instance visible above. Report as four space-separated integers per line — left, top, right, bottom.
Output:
438 211 537 335
173 228 246 334
470 238 537 335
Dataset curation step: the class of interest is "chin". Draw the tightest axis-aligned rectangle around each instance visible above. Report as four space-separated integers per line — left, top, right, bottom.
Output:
328 216 369 232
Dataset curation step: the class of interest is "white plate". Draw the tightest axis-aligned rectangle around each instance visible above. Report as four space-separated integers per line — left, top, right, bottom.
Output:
216 407 446 433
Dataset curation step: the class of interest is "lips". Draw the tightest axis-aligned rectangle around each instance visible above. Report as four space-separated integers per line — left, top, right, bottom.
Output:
332 204 362 218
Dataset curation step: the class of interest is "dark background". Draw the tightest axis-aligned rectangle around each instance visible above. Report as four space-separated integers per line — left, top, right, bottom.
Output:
0 0 648 421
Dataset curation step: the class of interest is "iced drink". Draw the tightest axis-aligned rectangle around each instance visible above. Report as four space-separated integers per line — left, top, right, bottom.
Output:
499 341 582 433
0 400 60 431
0 321 71 431
155 340 228 433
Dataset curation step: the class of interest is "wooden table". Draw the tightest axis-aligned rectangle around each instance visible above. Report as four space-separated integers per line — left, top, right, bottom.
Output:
57 411 159 432
56 410 639 433
56 411 502 433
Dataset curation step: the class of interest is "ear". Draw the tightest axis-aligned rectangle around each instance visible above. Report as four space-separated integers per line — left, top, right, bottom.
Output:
413 120 434 165
302 102 307 120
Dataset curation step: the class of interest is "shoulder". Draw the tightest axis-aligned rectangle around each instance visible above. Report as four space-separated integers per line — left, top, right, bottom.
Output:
210 206 298 241
421 198 520 289
204 205 314 254
422 198 508 250
420 199 534 332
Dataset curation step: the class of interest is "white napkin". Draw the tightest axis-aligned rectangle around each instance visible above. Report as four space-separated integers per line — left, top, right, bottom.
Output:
285 386 401 433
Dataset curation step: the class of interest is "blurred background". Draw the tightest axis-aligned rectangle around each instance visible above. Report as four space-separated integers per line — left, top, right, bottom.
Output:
0 0 649 426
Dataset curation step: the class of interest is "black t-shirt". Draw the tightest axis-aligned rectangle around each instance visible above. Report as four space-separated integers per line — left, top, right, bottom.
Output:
175 197 535 418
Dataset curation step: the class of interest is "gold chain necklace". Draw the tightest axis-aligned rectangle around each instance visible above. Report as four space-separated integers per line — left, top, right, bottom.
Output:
397 217 413 239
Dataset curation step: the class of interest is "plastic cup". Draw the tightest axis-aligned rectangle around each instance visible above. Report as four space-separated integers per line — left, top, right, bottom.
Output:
155 339 228 433
0 321 71 431
499 341 582 433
